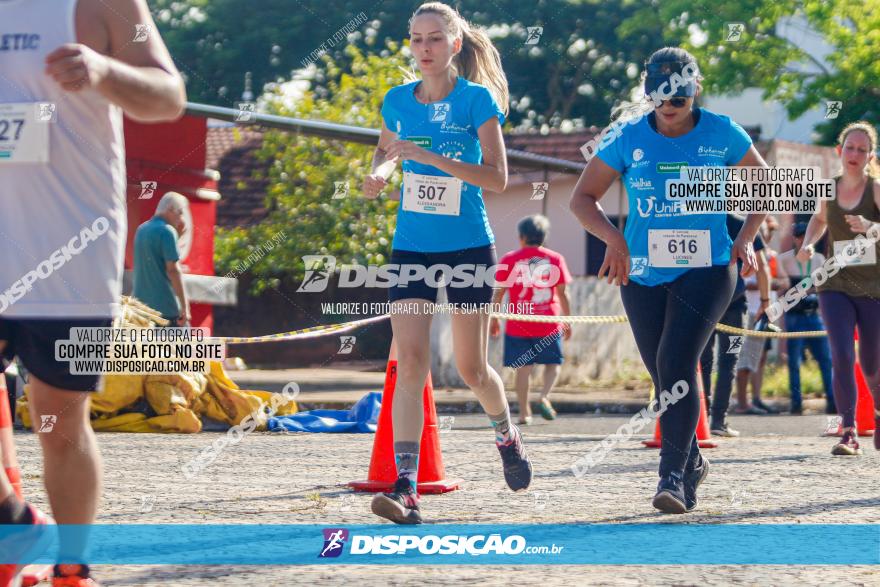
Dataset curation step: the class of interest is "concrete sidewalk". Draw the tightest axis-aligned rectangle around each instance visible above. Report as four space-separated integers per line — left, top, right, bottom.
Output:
227 366 822 415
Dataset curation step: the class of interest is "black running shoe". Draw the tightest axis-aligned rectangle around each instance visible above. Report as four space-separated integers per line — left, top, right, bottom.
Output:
652 471 687 514
753 398 779 414
683 456 710 512
710 418 740 437
370 477 423 524
496 425 532 492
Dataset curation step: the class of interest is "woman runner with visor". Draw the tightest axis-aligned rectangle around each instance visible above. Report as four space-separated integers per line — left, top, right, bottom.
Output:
570 47 770 513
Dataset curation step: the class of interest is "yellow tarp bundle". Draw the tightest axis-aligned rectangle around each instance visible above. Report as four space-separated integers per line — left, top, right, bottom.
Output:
14 297 297 433
16 361 298 434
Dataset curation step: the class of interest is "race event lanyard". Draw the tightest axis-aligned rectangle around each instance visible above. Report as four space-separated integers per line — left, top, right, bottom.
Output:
0 102 50 164
648 229 712 268
796 258 812 277
402 171 462 216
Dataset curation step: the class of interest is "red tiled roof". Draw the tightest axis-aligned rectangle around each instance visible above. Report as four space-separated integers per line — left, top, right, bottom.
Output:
207 126 269 228
208 123 771 228
506 127 601 163
208 125 603 228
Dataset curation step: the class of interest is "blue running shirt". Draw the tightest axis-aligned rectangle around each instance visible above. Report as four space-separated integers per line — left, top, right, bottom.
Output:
381 76 505 252
596 108 753 286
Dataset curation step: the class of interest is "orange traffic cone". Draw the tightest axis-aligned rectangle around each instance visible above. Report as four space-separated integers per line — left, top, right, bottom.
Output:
643 366 717 448
1 372 53 586
854 327 877 436
349 340 462 494
854 361 876 436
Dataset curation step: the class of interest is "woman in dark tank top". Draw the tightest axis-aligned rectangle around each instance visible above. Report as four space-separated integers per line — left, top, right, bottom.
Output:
797 121 880 455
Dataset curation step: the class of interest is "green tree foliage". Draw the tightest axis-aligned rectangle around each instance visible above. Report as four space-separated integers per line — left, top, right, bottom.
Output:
152 0 665 129
621 0 880 144
214 44 408 292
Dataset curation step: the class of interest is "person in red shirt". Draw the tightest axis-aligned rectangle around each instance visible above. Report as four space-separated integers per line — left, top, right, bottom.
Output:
491 215 572 424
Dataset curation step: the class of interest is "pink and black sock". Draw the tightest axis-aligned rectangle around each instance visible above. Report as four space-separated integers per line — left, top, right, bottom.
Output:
393 441 419 493
489 408 514 444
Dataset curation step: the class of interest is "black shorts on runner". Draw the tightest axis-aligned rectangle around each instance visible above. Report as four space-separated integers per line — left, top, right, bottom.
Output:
0 318 112 392
388 245 496 305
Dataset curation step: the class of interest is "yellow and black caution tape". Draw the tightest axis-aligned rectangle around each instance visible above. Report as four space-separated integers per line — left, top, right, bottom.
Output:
489 311 827 338
214 314 389 344
490 312 629 325
713 323 827 338
209 310 827 345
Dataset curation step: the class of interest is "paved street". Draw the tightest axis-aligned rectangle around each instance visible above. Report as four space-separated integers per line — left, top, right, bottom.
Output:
12 412 879 586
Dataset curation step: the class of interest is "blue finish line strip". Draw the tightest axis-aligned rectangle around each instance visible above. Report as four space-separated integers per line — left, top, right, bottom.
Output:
1 524 878 565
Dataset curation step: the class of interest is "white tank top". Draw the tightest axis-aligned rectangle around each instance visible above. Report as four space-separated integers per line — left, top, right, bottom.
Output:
0 0 126 318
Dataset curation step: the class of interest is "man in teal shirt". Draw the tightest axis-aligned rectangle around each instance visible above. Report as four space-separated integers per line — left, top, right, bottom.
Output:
133 192 191 324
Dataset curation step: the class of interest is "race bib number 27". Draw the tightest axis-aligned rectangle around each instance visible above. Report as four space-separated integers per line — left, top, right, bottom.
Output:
0 103 50 164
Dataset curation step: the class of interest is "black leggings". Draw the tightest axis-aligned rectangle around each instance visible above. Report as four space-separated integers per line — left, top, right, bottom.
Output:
621 264 736 476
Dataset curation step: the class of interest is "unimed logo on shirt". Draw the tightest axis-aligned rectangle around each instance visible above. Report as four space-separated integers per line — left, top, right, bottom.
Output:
407 136 432 148
656 162 689 174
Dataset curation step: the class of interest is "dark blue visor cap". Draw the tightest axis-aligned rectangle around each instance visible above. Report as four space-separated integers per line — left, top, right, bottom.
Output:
644 60 699 98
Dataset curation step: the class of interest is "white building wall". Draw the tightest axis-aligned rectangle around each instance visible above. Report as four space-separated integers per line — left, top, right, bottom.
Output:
703 15 835 143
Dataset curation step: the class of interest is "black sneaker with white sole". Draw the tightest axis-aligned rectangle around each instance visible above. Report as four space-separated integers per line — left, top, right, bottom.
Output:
683 456 710 512
496 425 532 492
652 471 687 514
710 418 740 437
370 477 423 524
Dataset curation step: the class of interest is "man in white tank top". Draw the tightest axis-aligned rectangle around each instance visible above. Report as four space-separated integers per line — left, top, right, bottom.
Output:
0 0 184 584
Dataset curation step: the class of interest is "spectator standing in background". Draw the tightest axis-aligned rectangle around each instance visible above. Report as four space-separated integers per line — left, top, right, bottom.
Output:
700 215 766 437
775 222 835 414
133 192 191 326
491 215 572 424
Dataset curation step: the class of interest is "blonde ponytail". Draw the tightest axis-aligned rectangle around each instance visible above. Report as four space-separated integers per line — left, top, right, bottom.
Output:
410 3 509 115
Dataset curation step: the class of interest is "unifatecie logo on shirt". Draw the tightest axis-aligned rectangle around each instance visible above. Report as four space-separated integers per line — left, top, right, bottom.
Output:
0 34 40 51
636 196 682 218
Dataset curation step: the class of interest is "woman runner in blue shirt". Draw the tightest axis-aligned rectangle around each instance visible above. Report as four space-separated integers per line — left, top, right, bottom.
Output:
570 47 769 513
362 2 531 524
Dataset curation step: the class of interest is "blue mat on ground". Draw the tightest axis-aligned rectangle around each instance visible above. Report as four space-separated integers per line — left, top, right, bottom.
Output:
267 391 381 433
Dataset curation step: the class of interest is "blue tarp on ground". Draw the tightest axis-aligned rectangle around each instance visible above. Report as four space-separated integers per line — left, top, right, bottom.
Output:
267 391 381 433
